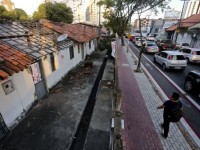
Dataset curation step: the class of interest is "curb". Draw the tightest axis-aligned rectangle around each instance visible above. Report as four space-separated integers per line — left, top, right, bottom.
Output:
126 43 200 149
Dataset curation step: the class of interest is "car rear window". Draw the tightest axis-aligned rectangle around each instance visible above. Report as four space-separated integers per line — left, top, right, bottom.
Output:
147 43 156 46
182 43 189 46
162 40 172 43
196 51 200 55
171 55 185 60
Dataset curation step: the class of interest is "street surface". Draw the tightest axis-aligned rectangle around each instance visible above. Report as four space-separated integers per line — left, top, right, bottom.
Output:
128 40 200 139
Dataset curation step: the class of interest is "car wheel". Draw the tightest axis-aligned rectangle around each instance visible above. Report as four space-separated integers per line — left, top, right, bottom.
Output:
162 64 167 71
184 80 193 92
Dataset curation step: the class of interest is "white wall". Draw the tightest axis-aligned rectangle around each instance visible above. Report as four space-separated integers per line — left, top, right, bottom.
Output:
177 32 192 45
85 39 96 55
0 70 35 128
43 45 83 89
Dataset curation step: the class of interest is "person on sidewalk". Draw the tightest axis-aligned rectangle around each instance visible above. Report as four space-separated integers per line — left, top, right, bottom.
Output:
157 92 183 138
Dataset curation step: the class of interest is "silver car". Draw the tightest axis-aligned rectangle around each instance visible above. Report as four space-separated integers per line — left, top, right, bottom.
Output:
179 47 200 63
144 42 159 53
154 51 187 71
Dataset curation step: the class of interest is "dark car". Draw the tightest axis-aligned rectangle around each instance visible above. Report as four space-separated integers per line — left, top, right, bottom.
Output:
155 38 176 51
184 71 200 96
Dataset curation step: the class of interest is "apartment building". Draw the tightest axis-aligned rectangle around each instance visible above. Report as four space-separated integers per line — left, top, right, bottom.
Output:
184 0 200 18
0 0 14 11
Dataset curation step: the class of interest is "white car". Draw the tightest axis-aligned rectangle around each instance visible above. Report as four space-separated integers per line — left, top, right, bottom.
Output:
147 33 157 41
175 42 190 50
154 51 187 71
179 47 200 63
135 39 145 47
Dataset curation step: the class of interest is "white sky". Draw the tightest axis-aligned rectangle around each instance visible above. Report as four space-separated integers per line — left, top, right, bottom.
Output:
10 0 184 17
11 0 44 15
132 0 184 20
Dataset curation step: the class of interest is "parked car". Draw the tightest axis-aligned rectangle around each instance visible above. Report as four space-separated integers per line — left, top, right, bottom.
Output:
147 33 157 41
184 71 200 96
175 42 190 50
155 38 176 51
135 39 145 47
134 37 140 44
134 30 140 37
144 42 159 53
153 51 187 71
179 47 200 63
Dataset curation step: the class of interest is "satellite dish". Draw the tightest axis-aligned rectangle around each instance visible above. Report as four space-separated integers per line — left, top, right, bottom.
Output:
57 34 68 42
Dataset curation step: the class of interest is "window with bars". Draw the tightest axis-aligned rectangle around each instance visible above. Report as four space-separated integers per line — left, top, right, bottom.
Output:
69 46 74 59
89 41 91 49
50 53 56 71
78 44 80 53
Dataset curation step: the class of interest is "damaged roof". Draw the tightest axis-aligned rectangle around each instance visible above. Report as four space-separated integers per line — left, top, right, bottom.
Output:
0 22 73 60
40 19 99 43
166 14 200 31
0 41 33 80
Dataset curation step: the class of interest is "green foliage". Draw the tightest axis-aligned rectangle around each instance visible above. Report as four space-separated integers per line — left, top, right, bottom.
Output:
99 36 115 56
99 0 170 38
13 8 29 21
33 2 73 23
0 6 29 21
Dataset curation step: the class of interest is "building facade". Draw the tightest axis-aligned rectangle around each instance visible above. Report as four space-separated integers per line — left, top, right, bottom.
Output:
184 0 200 18
86 0 106 25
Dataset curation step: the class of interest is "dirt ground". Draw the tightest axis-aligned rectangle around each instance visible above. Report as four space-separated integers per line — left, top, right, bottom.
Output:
0 50 107 150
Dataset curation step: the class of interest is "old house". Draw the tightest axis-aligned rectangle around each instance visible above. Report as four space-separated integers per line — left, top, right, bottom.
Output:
0 20 98 139
0 40 34 139
166 14 200 47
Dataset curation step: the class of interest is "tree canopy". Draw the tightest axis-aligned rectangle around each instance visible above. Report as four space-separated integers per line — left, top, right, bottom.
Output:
13 8 29 20
99 0 170 37
0 6 29 21
33 2 73 23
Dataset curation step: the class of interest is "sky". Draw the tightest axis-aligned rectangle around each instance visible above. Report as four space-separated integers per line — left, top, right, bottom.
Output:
11 0 44 15
10 0 184 17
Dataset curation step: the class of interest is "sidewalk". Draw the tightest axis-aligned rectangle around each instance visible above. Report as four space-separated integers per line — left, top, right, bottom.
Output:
116 39 199 150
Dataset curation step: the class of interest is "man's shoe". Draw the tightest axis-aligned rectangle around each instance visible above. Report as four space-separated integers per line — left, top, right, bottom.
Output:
161 133 167 139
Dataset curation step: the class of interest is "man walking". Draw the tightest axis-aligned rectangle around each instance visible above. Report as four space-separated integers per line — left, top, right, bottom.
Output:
157 92 183 138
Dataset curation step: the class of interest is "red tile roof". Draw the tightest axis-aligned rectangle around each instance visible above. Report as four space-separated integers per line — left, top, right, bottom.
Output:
166 14 200 31
0 41 33 80
40 19 99 43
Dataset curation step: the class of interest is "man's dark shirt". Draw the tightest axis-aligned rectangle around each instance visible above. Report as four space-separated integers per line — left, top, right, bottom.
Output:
163 100 182 117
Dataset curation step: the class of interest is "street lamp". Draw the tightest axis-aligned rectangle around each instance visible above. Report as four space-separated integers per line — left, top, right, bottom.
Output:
174 0 189 43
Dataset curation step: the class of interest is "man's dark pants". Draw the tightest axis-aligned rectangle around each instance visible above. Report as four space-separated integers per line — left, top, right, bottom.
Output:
163 115 170 137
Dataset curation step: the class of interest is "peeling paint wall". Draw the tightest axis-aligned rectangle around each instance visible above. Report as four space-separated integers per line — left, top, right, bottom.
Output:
0 70 35 128
42 45 84 89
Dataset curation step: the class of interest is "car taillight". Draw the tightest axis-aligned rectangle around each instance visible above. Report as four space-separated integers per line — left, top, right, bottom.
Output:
168 55 173 60
192 51 197 55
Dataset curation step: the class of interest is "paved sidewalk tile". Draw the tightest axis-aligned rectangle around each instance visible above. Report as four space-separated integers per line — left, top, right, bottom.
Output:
116 43 163 150
124 48 192 150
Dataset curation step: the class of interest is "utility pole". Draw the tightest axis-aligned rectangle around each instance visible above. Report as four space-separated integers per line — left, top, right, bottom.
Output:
175 0 189 43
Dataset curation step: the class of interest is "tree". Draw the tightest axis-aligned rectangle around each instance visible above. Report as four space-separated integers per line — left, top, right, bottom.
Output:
13 8 29 20
0 6 29 21
0 5 14 20
98 0 170 45
33 2 73 23
99 0 170 71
